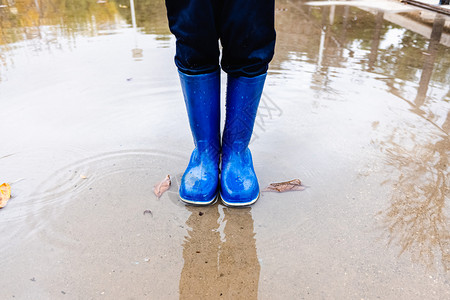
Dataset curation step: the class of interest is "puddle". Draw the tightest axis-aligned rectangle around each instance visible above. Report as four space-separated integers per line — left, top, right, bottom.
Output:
0 0 449 298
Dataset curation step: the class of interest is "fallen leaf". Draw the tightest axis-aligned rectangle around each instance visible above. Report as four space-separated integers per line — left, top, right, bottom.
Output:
263 179 306 193
153 175 171 198
0 183 11 208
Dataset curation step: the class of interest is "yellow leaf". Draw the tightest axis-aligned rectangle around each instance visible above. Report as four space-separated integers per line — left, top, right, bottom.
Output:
0 183 11 208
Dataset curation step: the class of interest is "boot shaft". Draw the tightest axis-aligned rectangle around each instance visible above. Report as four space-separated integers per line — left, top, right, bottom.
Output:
178 70 221 156
223 73 267 152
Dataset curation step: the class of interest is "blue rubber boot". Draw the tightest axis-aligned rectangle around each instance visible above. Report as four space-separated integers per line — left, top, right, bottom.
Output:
220 73 266 207
178 70 221 205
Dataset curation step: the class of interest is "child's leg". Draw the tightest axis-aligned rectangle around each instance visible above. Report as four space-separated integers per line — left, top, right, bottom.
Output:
219 0 276 77
219 0 276 206
165 0 222 204
165 0 221 75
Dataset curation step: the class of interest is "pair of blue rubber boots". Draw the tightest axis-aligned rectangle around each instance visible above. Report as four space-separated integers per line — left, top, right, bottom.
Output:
178 70 265 207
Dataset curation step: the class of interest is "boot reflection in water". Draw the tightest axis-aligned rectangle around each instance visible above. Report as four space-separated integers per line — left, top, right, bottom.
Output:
179 204 260 299
165 0 276 206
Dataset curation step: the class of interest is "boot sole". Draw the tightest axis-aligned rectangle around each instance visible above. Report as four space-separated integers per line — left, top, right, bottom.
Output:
219 193 259 207
179 193 219 206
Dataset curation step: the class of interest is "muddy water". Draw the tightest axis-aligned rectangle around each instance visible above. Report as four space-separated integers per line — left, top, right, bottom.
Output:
0 0 449 299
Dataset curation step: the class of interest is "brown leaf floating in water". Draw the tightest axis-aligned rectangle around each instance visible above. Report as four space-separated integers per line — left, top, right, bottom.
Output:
264 179 306 193
153 175 171 198
0 183 12 208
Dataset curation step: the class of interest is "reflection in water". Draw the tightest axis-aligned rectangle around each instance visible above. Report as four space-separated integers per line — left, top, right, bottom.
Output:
378 125 449 271
129 0 143 59
180 204 260 299
415 14 446 106
375 15 449 272
0 0 171 80
381 13 448 135
0 0 121 81
117 0 170 35
362 12 450 272
276 0 449 100
0 0 120 47
368 11 384 71
276 1 449 271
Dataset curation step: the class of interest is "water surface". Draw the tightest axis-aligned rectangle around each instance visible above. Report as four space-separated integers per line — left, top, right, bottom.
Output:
0 0 449 299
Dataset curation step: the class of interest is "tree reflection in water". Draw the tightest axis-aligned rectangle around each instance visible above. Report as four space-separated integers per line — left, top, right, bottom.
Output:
379 126 449 271
378 13 449 271
275 1 449 271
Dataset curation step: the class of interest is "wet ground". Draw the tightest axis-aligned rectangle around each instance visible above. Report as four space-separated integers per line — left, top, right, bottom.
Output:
0 0 449 299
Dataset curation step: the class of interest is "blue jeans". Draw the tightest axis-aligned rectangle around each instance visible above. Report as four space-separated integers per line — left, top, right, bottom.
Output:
165 0 276 77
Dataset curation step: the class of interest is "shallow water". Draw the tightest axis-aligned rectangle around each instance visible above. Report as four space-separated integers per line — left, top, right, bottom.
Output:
0 0 449 299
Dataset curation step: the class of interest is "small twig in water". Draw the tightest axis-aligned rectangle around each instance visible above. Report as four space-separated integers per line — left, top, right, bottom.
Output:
0 153 15 160
9 178 26 185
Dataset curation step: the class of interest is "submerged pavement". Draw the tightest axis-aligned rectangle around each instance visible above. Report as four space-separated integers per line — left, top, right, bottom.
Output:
0 0 449 299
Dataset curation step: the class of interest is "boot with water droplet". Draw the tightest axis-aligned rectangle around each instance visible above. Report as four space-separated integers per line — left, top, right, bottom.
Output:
220 73 266 207
178 70 221 205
